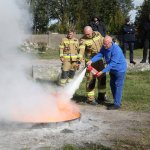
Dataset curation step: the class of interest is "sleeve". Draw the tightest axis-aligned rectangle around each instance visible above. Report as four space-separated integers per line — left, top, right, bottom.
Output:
59 39 64 57
144 22 150 32
91 47 104 63
76 39 80 52
101 47 120 73
89 22 94 30
131 25 136 34
102 22 106 36
78 39 85 59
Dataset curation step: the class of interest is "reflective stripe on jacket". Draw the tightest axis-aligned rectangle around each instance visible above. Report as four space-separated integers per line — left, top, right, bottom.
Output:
59 37 79 61
79 31 104 59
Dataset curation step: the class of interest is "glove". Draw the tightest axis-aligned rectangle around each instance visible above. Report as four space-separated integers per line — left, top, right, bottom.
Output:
60 57 64 62
76 61 81 70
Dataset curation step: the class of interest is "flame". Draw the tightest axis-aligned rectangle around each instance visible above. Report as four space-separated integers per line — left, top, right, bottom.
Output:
12 93 80 123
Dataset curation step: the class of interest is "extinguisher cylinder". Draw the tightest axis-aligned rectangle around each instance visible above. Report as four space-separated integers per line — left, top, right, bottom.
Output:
87 65 99 77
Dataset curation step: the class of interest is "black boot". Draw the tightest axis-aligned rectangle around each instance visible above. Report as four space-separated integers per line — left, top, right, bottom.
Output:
97 93 108 105
140 60 146 63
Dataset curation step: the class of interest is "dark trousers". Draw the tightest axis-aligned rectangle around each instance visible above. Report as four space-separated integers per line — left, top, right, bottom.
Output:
110 72 126 107
123 42 134 62
142 38 150 62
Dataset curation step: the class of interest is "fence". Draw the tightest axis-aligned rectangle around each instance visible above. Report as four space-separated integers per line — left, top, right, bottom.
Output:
28 33 82 49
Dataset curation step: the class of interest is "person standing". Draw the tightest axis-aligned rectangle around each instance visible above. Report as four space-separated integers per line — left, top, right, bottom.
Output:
79 26 107 105
140 14 150 64
89 16 106 37
122 18 136 64
87 36 127 110
59 29 79 86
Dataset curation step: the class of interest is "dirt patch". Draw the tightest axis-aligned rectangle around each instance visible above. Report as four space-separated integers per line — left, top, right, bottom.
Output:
0 105 149 150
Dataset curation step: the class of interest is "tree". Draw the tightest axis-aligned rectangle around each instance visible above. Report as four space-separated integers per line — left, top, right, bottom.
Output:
27 0 49 33
27 0 134 34
135 0 150 47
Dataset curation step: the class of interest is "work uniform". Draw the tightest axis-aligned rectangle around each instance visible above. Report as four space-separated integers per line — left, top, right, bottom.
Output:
59 37 79 86
79 31 106 102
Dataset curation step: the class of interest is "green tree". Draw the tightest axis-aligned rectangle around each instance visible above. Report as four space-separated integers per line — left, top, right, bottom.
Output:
27 0 49 33
27 0 134 34
135 0 150 46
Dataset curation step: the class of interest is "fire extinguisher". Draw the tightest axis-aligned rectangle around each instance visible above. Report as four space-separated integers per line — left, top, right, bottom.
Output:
86 65 99 77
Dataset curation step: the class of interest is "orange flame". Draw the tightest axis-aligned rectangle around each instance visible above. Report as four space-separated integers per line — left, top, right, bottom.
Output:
12 93 80 123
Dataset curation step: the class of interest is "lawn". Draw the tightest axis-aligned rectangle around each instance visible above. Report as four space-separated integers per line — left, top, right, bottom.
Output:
37 48 143 60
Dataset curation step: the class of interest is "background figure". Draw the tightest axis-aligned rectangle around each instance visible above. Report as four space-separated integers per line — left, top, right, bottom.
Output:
89 16 106 37
140 14 150 64
59 29 79 86
122 18 136 64
79 26 107 105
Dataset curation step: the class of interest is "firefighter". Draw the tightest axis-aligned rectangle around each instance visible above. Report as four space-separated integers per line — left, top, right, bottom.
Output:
59 29 79 86
79 26 107 105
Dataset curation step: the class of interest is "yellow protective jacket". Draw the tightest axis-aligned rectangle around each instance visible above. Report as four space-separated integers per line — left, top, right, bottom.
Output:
79 31 104 60
59 37 79 61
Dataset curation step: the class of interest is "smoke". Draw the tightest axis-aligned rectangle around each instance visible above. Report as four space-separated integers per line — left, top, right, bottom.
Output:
63 68 86 100
0 0 84 123
0 0 55 121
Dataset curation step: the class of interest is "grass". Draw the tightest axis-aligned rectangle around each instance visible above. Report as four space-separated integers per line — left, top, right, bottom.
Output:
59 144 111 150
34 144 111 150
36 48 143 60
122 71 150 111
37 48 59 59
125 48 143 59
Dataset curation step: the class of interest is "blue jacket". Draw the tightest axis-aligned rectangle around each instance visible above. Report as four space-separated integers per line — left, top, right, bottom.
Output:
91 42 127 73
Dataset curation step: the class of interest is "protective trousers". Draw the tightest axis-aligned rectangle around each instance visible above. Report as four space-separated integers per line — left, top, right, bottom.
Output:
86 60 106 101
60 60 76 86
110 72 126 107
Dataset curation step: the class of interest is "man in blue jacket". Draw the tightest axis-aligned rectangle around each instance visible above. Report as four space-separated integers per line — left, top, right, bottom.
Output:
87 36 127 110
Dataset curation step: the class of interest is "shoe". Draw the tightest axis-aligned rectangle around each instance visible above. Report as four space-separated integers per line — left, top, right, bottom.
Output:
97 99 110 105
107 105 120 110
86 100 98 105
97 98 110 106
97 101 106 105
130 61 136 65
106 103 114 107
97 93 109 105
140 60 146 63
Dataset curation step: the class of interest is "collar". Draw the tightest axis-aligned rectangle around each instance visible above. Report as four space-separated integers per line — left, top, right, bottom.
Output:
106 42 114 51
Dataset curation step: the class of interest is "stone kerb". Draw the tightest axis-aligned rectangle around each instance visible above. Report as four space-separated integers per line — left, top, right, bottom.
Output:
29 33 82 49
32 60 61 81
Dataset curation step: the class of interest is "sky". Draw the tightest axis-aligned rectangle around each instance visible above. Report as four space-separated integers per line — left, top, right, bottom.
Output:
130 0 144 22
